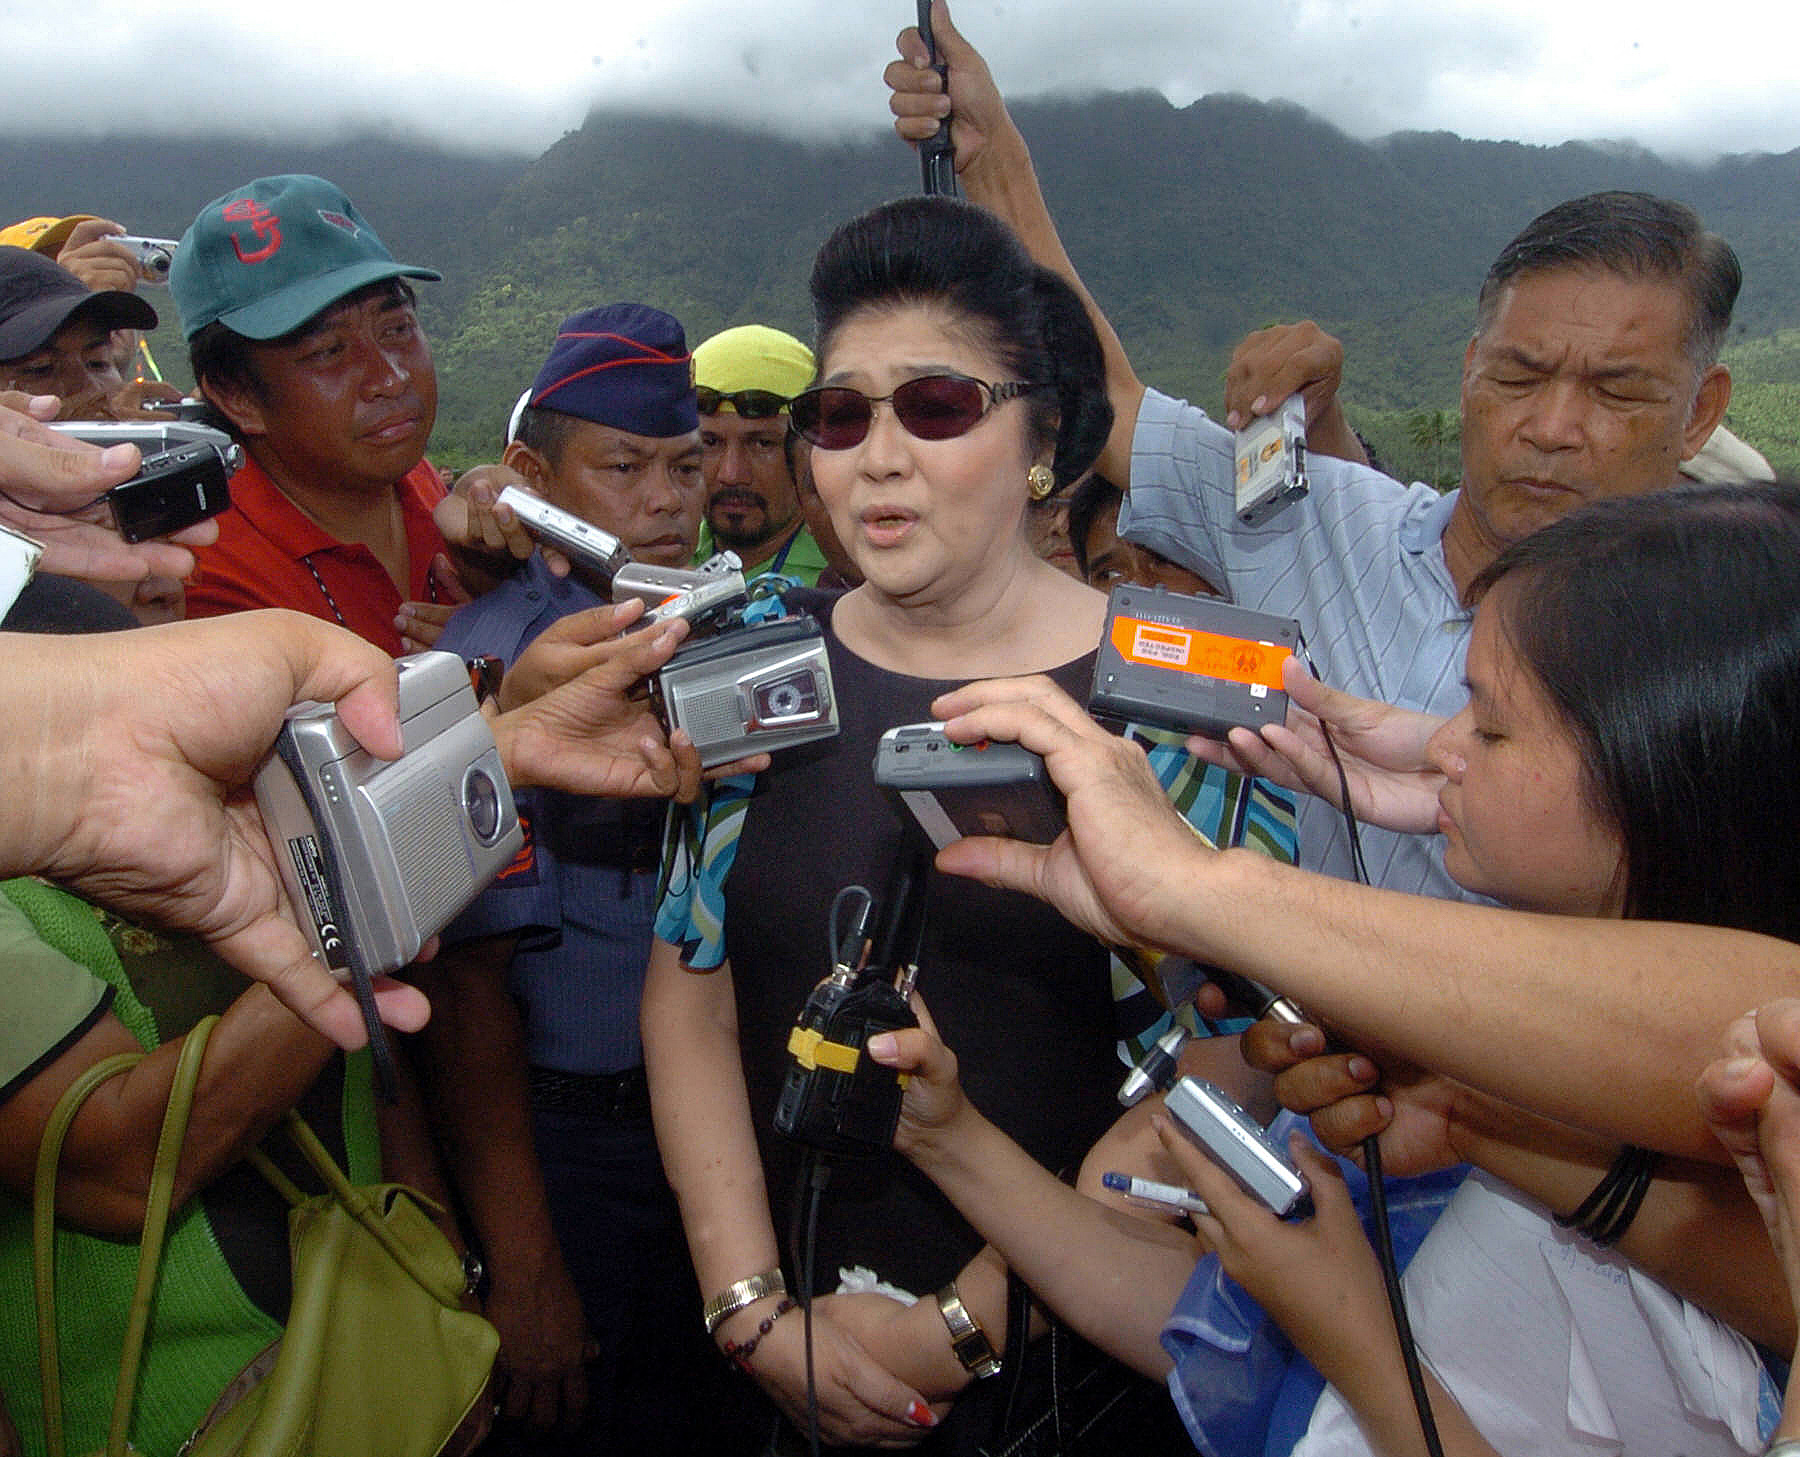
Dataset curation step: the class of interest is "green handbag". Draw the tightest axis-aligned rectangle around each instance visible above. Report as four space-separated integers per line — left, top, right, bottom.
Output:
33 1017 498 1457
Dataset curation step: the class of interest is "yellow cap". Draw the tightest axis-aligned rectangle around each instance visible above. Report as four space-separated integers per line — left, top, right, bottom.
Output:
693 324 815 404
0 215 99 255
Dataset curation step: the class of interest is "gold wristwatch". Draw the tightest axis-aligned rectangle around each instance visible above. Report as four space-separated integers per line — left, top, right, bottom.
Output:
936 1280 1001 1380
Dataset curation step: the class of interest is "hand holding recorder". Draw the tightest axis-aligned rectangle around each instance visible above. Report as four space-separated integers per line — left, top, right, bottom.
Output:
3 610 423 1050
0 396 220 583
490 596 765 802
1187 656 1449 835
928 673 1210 953
1151 1113 1403 1403
432 467 561 592
887 1 1010 190
1222 321 1369 472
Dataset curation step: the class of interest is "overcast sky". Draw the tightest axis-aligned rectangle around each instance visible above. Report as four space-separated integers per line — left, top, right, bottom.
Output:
14 0 1800 161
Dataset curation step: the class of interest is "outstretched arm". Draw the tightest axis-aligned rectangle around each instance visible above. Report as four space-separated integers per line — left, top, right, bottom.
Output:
1244 1021 1795 1352
926 674 1800 1160
885 1 1142 486
0 611 423 1047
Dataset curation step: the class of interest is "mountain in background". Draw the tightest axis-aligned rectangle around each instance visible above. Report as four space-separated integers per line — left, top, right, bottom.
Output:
7 90 1798 477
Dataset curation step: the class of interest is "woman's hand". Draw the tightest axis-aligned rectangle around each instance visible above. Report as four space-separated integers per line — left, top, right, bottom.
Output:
1187 657 1447 835
867 995 976 1168
1156 1119 1390 1375
815 1290 965 1408
726 1298 940 1448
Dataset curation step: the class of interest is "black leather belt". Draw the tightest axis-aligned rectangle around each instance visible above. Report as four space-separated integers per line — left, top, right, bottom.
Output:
527 1064 651 1118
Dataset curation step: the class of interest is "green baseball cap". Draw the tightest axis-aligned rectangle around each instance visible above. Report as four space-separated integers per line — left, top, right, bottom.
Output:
171 174 440 341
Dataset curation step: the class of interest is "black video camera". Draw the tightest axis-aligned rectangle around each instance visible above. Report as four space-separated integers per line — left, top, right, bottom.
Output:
773 853 928 1158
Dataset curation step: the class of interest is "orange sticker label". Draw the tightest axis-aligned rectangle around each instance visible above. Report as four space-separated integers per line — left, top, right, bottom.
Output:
1109 616 1288 689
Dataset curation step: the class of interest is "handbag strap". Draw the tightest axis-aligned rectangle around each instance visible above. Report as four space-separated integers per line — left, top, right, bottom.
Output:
32 1015 219 1457
248 1108 456 1297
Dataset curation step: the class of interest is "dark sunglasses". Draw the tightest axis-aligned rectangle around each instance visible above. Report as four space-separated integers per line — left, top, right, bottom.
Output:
695 386 790 418
789 375 1037 450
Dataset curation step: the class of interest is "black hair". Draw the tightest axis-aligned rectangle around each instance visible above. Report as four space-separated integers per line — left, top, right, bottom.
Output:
1066 470 1124 578
808 196 1112 488
512 404 582 467
188 278 419 423
187 318 261 415
1469 480 1800 941
1476 192 1740 369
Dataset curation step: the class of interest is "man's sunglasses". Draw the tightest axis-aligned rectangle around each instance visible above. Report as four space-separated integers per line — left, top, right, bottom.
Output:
789 375 1037 450
695 387 790 418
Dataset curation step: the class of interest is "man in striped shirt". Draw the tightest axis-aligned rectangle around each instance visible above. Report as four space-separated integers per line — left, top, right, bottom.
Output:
887 13 1737 899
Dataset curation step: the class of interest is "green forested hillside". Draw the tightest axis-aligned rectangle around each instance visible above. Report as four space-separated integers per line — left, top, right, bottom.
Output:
9 91 1799 481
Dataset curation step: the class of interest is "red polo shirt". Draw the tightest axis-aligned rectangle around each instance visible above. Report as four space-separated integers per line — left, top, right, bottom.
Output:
185 456 449 656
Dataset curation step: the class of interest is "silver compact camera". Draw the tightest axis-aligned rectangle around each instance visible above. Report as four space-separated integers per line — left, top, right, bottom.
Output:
614 556 747 631
497 484 632 585
49 418 241 470
1164 1076 1312 1218
254 651 523 976
114 235 179 282
1233 394 1308 527
656 614 838 767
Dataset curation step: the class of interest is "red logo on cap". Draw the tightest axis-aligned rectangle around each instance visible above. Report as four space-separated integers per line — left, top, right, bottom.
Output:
318 210 359 237
222 198 283 264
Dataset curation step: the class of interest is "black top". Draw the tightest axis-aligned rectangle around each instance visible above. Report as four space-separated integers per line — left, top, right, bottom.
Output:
727 591 1120 1296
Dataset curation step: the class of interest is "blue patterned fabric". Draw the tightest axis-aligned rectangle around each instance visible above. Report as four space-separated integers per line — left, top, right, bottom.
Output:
1160 1113 1467 1457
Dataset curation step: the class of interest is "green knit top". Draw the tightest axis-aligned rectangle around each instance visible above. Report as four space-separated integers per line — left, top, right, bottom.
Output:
0 877 378 1457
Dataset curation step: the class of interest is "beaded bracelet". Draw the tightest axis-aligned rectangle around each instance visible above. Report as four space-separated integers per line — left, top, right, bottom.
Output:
722 1296 797 1373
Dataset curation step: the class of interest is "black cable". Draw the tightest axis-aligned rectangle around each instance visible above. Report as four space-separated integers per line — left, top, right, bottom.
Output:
1295 630 1440 1457
828 885 874 970
269 728 401 1105
1363 1136 1445 1457
1296 635 1370 886
788 1154 831 1457
344 942 401 1104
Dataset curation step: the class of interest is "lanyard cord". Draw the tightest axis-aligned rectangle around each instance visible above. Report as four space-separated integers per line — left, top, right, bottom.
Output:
302 548 441 630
